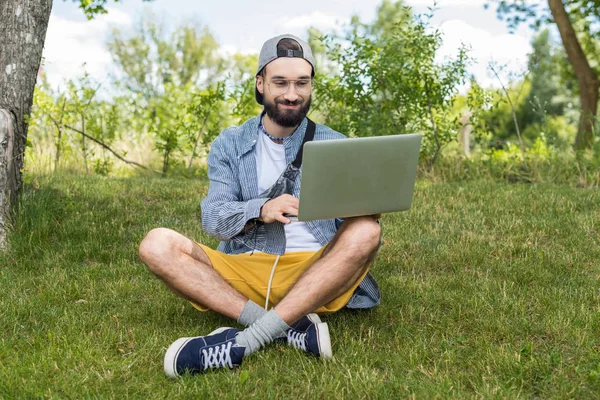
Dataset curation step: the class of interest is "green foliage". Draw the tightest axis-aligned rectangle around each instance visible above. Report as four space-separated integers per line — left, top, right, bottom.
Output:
434 133 600 187
485 0 599 151
26 1 590 182
108 14 223 97
229 77 262 126
485 0 552 31
459 29 578 153
366 0 412 39
29 71 121 174
67 0 154 20
314 9 471 166
184 81 227 170
149 83 193 176
522 29 570 125
521 116 577 150
464 78 495 145
486 0 600 62
482 79 531 144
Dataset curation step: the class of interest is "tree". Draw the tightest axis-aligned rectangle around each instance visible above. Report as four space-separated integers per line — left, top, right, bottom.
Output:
521 29 568 126
0 0 151 249
486 0 599 150
480 29 572 146
314 6 471 167
107 15 228 175
108 14 222 99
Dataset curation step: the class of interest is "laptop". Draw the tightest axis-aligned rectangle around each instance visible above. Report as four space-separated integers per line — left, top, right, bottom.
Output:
292 134 422 222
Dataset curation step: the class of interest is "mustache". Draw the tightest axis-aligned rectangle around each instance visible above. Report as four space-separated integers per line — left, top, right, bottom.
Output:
275 99 303 106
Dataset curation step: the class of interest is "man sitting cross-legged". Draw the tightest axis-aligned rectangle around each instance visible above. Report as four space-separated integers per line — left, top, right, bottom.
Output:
138 34 382 377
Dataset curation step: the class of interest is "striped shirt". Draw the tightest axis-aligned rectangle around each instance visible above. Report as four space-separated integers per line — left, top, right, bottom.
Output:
201 114 380 309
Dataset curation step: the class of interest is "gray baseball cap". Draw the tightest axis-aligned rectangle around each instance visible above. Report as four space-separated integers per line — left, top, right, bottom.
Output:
255 34 315 105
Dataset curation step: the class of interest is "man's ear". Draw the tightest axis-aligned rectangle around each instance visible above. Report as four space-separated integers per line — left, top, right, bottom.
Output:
256 75 264 95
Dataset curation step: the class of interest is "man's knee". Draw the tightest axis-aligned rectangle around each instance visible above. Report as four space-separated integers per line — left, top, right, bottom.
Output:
139 228 186 272
329 217 381 265
346 217 381 250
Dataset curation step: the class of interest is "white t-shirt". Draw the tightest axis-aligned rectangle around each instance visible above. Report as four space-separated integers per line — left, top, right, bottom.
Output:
255 131 322 252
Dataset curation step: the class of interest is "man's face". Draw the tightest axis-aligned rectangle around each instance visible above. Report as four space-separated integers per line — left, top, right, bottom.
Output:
256 57 312 127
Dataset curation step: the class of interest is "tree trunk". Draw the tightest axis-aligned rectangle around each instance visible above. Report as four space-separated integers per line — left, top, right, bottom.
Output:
81 114 88 173
459 111 472 156
55 127 62 171
548 0 599 150
0 0 53 249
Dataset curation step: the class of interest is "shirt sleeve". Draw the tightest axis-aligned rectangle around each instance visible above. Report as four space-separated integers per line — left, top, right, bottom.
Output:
200 136 269 241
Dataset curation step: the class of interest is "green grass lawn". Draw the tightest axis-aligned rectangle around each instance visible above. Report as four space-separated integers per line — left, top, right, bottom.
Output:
1 173 599 399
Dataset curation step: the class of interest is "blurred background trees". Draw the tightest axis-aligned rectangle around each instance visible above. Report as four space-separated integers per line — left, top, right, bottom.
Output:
26 0 599 185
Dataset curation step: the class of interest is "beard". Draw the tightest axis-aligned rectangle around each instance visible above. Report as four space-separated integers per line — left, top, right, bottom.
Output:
263 95 312 128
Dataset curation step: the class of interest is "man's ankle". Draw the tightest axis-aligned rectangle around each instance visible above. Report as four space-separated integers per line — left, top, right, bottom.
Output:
235 309 290 355
237 300 267 326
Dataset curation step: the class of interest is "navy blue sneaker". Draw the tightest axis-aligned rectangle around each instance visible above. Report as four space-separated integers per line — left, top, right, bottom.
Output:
285 313 332 359
164 327 246 378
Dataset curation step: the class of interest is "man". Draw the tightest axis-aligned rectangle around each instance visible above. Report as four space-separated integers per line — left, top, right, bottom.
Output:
138 34 381 377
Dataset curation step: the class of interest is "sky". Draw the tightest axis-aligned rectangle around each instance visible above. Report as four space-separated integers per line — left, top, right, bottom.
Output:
43 0 544 90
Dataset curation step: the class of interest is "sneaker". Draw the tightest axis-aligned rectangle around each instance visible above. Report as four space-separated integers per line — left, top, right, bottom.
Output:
164 327 245 378
285 313 332 359
289 313 322 330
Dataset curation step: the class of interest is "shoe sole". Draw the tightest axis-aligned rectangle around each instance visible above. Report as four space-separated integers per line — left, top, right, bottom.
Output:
315 322 333 360
164 327 233 378
306 313 322 324
164 337 192 378
296 314 332 359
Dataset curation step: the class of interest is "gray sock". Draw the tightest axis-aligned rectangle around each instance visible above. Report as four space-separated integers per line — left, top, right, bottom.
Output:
237 300 267 327
235 309 290 356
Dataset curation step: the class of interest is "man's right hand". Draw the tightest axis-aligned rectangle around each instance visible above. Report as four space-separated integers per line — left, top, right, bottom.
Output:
259 194 299 224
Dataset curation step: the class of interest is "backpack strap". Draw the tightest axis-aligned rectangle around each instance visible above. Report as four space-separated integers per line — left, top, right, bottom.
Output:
292 118 316 169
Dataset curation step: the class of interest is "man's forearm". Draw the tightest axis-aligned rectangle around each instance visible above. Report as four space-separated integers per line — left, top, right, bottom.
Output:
201 197 269 241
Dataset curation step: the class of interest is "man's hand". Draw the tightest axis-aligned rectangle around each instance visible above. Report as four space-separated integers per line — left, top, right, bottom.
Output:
259 194 299 224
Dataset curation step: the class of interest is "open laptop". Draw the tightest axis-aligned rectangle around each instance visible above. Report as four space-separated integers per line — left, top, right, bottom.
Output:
290 133 422 221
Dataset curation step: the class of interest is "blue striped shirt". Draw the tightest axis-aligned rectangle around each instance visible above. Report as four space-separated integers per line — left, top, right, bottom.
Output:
201 114 380 309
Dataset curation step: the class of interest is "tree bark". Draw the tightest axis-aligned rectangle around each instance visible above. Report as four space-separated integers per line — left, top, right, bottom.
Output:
0 0 53 249
548 0 599 150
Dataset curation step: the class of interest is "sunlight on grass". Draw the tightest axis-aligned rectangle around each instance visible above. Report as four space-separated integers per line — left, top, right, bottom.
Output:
1 175 599 398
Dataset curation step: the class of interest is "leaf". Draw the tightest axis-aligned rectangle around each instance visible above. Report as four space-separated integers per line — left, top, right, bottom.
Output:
239 370 249 384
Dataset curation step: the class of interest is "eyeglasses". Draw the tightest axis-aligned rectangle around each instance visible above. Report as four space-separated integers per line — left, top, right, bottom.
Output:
267 78 312 96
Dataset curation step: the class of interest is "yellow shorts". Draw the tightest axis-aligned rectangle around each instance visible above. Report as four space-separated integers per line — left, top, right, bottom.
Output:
191 244 370 315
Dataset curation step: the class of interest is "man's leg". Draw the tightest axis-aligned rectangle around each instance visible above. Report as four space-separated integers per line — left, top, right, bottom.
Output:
142 228 328 376
275 215 380 323
235 216 380 354
138 227 254 322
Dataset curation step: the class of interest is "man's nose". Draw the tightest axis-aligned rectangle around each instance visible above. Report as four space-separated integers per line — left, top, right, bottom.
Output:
283 85 299 102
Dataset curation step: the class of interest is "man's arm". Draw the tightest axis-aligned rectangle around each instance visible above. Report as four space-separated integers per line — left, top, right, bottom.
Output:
201 136 269 241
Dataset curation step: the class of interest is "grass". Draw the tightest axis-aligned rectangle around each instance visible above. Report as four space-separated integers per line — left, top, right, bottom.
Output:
1 173 599 399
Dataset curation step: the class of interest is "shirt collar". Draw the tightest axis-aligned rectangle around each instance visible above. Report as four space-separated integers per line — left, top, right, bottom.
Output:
241 112 307 155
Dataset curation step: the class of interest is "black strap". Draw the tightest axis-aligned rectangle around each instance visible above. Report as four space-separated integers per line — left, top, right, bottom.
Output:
292 118 315 168
277 49 304 58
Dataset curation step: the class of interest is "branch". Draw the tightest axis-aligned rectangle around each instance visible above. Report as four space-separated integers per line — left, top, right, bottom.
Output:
188 111 211 170
82 83 103 113
489 62 528 165
424 81 441 169
374 75 402 133
46 113 158 174
58 98 67 126
63 123 159 173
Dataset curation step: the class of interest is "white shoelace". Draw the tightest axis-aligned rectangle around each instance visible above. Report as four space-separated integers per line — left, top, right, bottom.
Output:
202 341 234 369
287 330 307 351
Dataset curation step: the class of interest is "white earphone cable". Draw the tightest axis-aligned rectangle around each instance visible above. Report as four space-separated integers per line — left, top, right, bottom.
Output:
265 255 281 310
